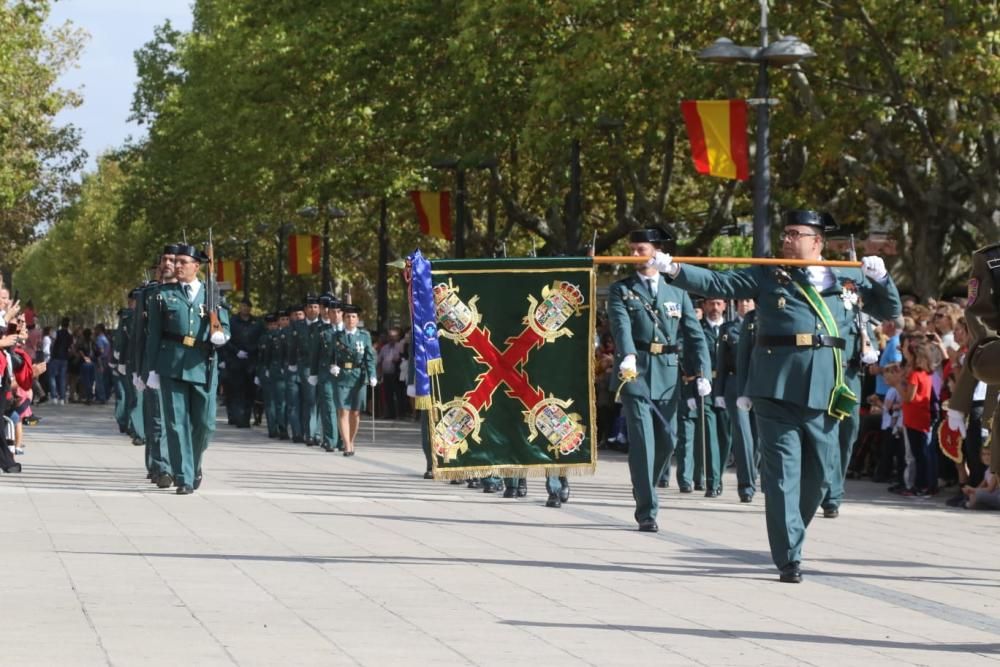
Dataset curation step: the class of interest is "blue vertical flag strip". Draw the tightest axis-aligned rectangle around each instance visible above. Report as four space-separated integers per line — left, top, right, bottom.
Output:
408 250 443 409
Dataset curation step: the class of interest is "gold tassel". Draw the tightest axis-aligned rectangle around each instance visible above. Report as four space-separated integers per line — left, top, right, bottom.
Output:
426 357 444 375
414 395 433 410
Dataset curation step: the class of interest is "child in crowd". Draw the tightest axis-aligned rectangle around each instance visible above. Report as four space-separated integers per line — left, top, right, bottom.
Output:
962 446 1000 510
896 338 935 496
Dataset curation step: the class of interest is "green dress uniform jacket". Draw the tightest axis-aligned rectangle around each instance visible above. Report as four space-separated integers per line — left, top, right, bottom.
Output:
717 313 759 498
145 281 231 487
136 283 171 477
333 328 376 411
695 318 731 493
309 322 342 448
608 272 711 524
669 263 901 570
284 320 307 439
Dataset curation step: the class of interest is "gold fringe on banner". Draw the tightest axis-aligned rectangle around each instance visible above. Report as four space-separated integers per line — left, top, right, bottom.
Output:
427 357 444 375
414 395 433 410
429 461 598 481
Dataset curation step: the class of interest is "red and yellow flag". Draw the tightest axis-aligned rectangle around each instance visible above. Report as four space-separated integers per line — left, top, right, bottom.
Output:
215 259 243 291
681 100 749 181
288 234 321 275
410 191 452 240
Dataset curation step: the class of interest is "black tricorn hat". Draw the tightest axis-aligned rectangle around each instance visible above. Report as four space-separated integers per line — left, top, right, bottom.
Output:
163 243 182 256
304 293 320 305
264 313 277 323
278 309 291 317
783 209 838 234
174 244 201 260
342 304 361 314
629 226 677 253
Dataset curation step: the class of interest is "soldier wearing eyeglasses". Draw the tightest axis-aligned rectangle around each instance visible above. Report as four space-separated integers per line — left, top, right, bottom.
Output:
654 210 901 583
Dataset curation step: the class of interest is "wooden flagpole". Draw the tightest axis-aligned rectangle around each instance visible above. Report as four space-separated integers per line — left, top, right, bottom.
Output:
592 256 862 268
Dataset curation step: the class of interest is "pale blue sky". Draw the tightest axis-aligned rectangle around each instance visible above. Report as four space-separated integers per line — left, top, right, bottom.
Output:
47 0 194 173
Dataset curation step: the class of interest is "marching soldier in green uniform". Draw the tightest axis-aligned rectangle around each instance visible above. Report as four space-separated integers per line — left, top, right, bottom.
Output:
257 313 283 438
608 227 711 533
112 302 134 434
144 244 231 495
659 210 901 581
331 304 376 456
695 297 731 497
821 304 879 517
123 286 145 446
297 295 322 444
284 304 307 442
948 243 1000 492
223 297 264 428
309 295 342 452
267 310 291 439
666 375 698 492
731 304 761 502
135 246 180 487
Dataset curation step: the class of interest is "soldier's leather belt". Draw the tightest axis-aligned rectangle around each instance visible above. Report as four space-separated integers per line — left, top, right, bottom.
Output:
757 334 846 350
633 342 679 355
163 332 211 350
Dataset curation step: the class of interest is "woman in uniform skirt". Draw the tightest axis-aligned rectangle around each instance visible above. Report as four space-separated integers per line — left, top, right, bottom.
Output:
332 304 376 455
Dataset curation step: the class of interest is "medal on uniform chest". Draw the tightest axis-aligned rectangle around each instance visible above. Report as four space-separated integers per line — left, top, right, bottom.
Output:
355 340 364 354
777 296 786 310
841 280 858 311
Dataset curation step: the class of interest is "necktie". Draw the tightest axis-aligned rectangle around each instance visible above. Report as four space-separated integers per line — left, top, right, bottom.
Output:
646 278 656 298
183 284 192 300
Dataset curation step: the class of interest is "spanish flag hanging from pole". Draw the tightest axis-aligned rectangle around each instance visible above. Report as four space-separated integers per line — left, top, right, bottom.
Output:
215 259 243 291
680 100 750 181
288 234 321 275
410 191 453 240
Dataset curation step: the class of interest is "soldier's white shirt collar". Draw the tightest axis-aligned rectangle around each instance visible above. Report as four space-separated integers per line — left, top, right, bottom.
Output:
705 316 725 328
635 271 659 290
344 327 358 335
306 317 318 325
180 279 202 300
806 262 835 290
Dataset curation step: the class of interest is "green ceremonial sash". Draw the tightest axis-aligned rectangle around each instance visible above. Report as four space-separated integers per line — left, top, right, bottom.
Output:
791 280 858 421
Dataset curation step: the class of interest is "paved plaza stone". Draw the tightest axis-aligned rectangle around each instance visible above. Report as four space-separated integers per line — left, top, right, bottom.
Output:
0 403 998 666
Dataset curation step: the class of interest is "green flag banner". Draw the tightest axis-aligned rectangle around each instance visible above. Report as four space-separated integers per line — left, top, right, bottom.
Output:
428 257 597 479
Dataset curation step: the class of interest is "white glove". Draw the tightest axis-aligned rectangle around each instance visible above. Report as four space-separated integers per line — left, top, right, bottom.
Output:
146 371 160 390
330 364 341 377
288 364 298 372
686 398 697 411
254 376 260 386
861 348 880 365
117 364 126 375
369 377 378 387
236 350 249 360
696 377 712 397
218 361 226 370
210 330 228 346
713 396 726 409
946 408 967 437
647 251 680 277
308 375 318 386
132 373 145 391
619 354 637 374
265 370 269 378
406 384 416 397
737 396 753 411
861 256 888 282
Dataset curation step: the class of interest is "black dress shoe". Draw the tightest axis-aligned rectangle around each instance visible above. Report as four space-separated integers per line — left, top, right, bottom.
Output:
545 493 562 508
656 479 668 488
292 436 304 444
423 471 434 480
3 463 22 474
305 439 318 447
502 486 516 498
176 485 194 495
194 473 203 490
822 507 839 518
516 479 527 497
558 485 570 503
279 434 289 441
694 483 704 491
638 519 658 533
482 482 499 493
268 433 278 439
157 474 174 489
467 479 482 489
779 562 802 583
343 451 355 457
739 494 754 503
679 485 693 494
704 488 719 498
322 444 334 452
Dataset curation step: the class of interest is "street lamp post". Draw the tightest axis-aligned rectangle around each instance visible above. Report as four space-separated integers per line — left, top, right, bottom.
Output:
298 204 347 293
697 0 815 258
